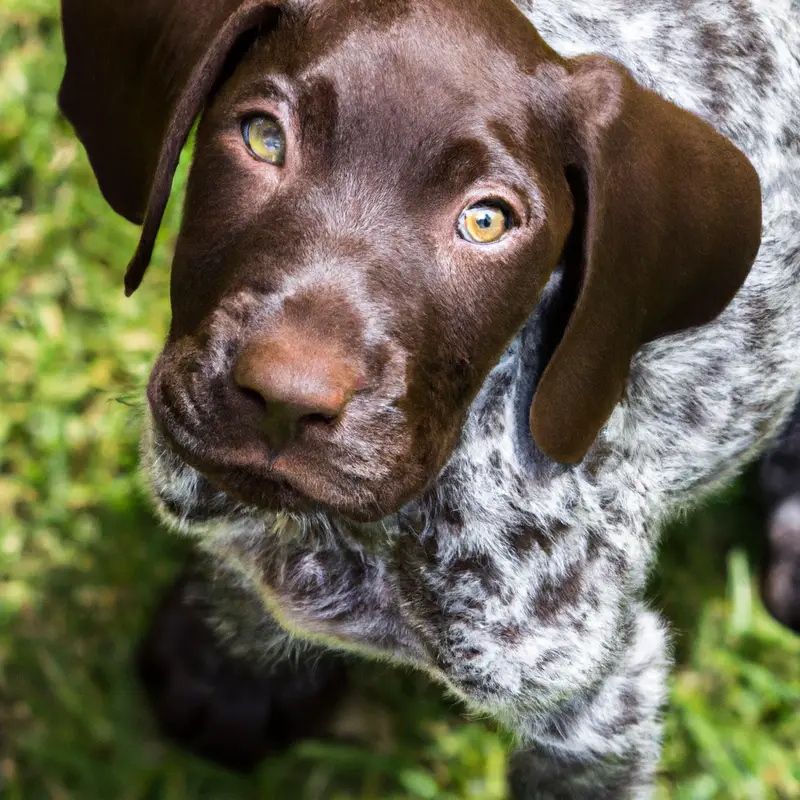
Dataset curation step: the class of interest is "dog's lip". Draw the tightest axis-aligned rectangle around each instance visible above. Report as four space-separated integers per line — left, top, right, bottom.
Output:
148 416 391 523
166 438 317 509
206 470 319 513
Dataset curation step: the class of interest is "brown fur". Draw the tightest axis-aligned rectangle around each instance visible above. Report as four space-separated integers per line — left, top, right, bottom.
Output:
58 0 761 510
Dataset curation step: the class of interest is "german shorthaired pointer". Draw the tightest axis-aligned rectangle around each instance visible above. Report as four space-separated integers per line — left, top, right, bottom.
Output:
59 0 800 794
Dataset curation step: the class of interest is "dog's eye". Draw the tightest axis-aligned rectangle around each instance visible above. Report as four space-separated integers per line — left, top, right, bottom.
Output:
242 115 286 165
458 203 512 244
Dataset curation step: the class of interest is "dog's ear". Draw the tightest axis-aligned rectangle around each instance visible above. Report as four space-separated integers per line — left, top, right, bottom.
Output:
58 0 281 295
529 55 762 464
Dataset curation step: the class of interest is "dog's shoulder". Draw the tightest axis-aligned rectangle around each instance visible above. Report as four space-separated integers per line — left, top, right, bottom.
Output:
517 0 800 485
522 0 800 159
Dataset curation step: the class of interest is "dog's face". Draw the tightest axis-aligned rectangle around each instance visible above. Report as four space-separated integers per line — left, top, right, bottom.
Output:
149 3 571 519
59 0 761 524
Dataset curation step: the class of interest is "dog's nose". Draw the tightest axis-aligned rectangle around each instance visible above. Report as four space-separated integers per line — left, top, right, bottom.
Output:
233 334 362 449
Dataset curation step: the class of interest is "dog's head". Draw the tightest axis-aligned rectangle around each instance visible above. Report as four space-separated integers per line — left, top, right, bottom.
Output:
60 0 761 522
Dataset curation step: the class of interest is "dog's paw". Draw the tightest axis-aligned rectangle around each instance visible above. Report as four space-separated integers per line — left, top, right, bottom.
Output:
136 576 348 773
762 495 800 633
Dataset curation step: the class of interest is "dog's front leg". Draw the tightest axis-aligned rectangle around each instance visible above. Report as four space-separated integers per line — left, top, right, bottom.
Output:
393 515 669 798
136 560 350 773
503 605 668 799
412 601 669 799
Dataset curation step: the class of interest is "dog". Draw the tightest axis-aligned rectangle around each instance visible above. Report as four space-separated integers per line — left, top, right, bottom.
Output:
58 0 800 795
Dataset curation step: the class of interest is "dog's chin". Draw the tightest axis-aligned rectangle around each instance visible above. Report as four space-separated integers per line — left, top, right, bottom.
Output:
141 417 415 535
198 468 391 524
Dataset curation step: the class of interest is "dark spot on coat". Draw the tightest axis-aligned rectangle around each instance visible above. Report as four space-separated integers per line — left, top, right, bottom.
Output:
699 24 724 56
731 0 775 89
535 648 565 671
599 686 641 737
449 552 506 596
440 495 464 528
756 53 776 86
779 124 800 156
586 529 606 560
498 622 522 644
680 395 707 428
224 338 239 362
532 564 584 623
505 519 558 558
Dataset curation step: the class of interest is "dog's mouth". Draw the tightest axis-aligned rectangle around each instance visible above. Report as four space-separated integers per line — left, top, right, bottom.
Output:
142 415 317 538
142 356 433 526
141 407 421 534
141 413 416 549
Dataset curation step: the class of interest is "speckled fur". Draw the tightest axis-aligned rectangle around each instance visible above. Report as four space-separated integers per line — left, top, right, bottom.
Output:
144 2 800 796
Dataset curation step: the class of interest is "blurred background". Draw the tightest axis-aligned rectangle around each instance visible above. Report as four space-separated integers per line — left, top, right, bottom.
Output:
1 1 798 797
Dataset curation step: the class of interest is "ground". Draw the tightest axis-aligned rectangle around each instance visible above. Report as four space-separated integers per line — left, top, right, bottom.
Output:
1 2 798 797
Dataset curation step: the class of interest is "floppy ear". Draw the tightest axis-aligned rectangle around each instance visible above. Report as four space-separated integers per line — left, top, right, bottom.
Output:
529 55 763 464
58 0 281 295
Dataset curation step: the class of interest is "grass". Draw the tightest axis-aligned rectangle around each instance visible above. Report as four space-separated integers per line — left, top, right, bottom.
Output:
1 2 799 797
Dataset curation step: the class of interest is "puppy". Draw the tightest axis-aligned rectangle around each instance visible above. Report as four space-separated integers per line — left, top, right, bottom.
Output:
59 0 800 795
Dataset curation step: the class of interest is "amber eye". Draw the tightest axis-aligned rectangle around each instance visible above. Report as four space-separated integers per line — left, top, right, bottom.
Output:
458 202 513 244
242 115 286 165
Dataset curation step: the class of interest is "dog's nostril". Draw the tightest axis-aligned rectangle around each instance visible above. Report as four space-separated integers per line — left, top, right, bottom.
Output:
239 386 269 411
254 400 343 451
